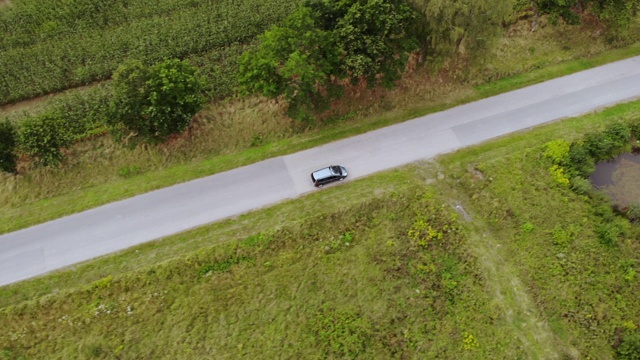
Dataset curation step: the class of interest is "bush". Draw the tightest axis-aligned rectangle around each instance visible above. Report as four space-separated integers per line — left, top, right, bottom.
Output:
629 118 640 141
109 59 204 143
18 112 73 166
583 123 630 161
47 84 111 140
0 120 18 173
568 142 595 178
543 139 571 165
617 330 640 360
570 176 593 196
626 202 640 222
595 221 625 247
548 164 570 187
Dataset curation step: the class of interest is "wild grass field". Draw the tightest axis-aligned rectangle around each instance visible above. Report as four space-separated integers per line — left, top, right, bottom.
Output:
0 183 523 359
2 101 640 359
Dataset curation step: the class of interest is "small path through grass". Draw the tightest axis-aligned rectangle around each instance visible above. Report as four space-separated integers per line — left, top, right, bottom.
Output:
458 205 577 359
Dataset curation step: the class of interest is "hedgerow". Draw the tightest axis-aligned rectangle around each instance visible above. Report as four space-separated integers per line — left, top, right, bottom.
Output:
18 112 74 166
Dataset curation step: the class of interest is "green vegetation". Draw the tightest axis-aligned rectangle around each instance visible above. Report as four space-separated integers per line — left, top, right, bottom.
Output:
239 0 417 119
18 112 74 166
109 59 204 143
1 0 640 358
0 185 520 358
433 108 640 358
3 39 640 233
0 120 16 173
408 0 512 63
520 0 639 38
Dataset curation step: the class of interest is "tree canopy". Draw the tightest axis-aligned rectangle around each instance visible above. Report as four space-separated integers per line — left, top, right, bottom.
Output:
238 0 417 120
109 59 204 143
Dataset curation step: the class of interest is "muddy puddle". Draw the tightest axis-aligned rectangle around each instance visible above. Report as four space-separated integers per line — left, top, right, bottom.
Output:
590 153 640 208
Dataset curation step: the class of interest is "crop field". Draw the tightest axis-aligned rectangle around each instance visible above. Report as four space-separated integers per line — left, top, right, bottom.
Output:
0 0 301 104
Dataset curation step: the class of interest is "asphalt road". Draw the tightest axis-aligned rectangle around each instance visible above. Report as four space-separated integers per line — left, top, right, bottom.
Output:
2 56 640 287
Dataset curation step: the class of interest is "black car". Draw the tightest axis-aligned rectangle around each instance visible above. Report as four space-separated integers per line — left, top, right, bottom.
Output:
311 165 348 187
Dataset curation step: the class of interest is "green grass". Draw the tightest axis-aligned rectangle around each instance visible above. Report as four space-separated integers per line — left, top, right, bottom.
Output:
432 108 640 358
0 180 523 359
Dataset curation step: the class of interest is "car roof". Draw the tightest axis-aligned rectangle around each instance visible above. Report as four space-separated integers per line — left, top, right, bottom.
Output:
312 167 334 180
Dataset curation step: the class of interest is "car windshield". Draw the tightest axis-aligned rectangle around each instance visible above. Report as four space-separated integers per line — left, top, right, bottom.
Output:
330 166 342 175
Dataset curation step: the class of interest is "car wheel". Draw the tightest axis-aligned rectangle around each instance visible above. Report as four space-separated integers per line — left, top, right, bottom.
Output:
318 184 323 188
339 178 344 181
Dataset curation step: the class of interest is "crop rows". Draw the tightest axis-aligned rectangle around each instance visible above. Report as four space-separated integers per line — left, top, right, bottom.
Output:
0 0 205 50
0 0 301 105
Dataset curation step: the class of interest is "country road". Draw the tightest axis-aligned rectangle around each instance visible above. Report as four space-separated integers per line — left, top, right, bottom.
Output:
2 56 640 287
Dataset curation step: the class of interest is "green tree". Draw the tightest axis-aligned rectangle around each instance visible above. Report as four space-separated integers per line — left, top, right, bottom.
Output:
536 0 582 25
310 0 418 87
18 112 73 166
238 0 418 120
109 59 204 143
238 7 339 120
0 120 18 173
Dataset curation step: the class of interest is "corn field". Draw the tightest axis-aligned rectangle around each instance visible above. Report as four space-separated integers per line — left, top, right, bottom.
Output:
0 0 302 105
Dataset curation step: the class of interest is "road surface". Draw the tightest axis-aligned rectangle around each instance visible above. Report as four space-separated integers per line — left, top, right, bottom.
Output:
2 56 640 286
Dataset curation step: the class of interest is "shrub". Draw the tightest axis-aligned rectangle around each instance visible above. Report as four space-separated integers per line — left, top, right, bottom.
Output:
568 142 595 178
629 118 640 141
626 202 640 222
109 59 204 143
583 123 630 161
543 139 571 165
47 84 111 140
595 221 624 247
570 176 593 196
18 112 73 166
617 330 640 360
0 120 18 173
548 164 570 187
604 122 631 149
